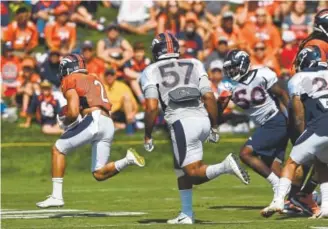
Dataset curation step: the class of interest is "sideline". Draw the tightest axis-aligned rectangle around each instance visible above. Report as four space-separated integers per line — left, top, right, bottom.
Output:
1 138 246 148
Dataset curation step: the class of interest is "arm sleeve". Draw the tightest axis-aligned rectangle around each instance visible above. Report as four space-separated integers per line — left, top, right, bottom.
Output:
61 77 76 94
288 76 301 97
144 86 159 99
263 68 278 89
199 76 212 95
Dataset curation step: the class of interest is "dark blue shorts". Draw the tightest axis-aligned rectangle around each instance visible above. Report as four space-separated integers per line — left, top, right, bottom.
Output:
245 112 288 162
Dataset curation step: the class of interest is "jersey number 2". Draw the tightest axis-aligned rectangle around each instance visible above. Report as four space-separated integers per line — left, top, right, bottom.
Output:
94 80 109 103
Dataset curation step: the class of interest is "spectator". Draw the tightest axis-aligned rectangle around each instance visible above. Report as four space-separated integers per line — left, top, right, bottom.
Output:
204 36 229 70
241 8 282 56
282 0 312 41
97 23 133 71
1 1 10 28
123 42 151 105
44 4 76 55
177 12 204 60
60 1 104 31
250 41 281 76
210 11 242 50
39 50 61 88
81 40 105 78
103 68 138 135
117 0 157 35
20 80 63 135
157 0 185 35
208 60 224 100
38 50 67 107
3 7 38 54
31 0 60 38
1 42 21 102
16 57 41 117
279 31 298 78
189 0 213 40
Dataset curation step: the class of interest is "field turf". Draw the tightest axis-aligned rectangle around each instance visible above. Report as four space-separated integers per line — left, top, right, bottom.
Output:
2 121 328 229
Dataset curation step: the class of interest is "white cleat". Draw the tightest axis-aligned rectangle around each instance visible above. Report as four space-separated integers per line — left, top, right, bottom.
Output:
224 153 250 185
261 198 284 218
36 195 64 208
126 148 145 167
311 208 328 219
167 212 194 224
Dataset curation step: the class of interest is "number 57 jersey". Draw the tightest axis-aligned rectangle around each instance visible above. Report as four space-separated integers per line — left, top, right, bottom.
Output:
288 69 328 125
219 67 280 126
141 58 211 125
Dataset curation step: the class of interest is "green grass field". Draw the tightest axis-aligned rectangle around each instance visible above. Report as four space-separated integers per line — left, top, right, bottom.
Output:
2 121 328 229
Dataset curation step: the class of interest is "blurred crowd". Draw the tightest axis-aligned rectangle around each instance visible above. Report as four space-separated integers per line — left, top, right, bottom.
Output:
1 0 327 135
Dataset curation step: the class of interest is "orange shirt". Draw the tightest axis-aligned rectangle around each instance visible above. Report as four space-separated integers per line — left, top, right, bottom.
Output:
44 21 76 50
211 25 242 48
0 56 21 85
241 23 282 55
86 57 105 77
61 73 111 112
251 55 281 76
3 21 38 51
17 73 41 85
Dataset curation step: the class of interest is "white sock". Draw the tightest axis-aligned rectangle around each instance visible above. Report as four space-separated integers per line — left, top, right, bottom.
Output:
320 182 328 210
52 178 63 200
180 189 193 217
114 157 129 171
206 162 227 180
266 172 279 188
276 177 292 200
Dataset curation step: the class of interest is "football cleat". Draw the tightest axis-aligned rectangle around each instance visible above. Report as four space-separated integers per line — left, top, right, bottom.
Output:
261 198 284 218
224 153 250 185
167 212 194 224
290 193 320 216
36 195 64 208
126 148 145 167
311 208 328 219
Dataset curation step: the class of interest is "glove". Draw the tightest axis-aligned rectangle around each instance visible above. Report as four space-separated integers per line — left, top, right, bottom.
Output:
57 114 66 130
208 127 220 143
144 138 154 152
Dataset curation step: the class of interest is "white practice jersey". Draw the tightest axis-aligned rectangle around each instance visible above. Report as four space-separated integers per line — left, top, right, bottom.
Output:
219 67 279 125
288 69 328 123
141 58 212 125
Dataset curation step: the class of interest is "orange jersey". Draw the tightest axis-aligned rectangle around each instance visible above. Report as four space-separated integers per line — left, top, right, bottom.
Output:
3 21 38 51
86 57 105 77
44 21 76 50
61 73 111 112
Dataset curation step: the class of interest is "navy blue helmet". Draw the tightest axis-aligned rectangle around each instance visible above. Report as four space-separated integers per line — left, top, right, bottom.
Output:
223 49 251 82
151 32 180 61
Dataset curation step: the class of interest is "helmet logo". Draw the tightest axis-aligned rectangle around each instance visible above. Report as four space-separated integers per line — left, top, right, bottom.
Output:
235 51 249 58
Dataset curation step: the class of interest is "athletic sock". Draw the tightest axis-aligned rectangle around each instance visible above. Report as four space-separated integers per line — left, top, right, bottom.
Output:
179 189 193 217
206 162 227 180
114 157 129 171
277 177 292 200
320 182 328 210
266 172 279 188
52 178 63 200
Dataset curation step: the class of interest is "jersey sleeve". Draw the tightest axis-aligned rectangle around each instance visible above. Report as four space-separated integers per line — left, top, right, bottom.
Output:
218 79 233 98
61 76 76 94
192 59 212 95
262 67 278 89
140 67 159 99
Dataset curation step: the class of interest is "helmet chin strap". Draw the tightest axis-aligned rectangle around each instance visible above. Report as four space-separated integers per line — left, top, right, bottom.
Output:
319 25 328 37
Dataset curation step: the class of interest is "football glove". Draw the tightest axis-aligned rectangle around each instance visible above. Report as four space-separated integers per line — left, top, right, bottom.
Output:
144 138 154 152
208 127 220 143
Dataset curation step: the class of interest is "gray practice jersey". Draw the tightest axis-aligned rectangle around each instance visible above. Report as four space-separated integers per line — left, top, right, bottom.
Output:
288 69 328 124
141 58 212 125
218 67 279 125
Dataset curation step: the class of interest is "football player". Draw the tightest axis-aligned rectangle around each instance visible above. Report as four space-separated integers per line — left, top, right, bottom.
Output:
296 9 328 62
36 54 145 208
141 32 250 224
262 46 328 218
219 50 290 213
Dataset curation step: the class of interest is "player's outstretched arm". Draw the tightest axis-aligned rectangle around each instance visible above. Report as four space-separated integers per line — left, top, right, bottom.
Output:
291 95 305 136
144 98 159 140
269 83 290 111
202 92 219 129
